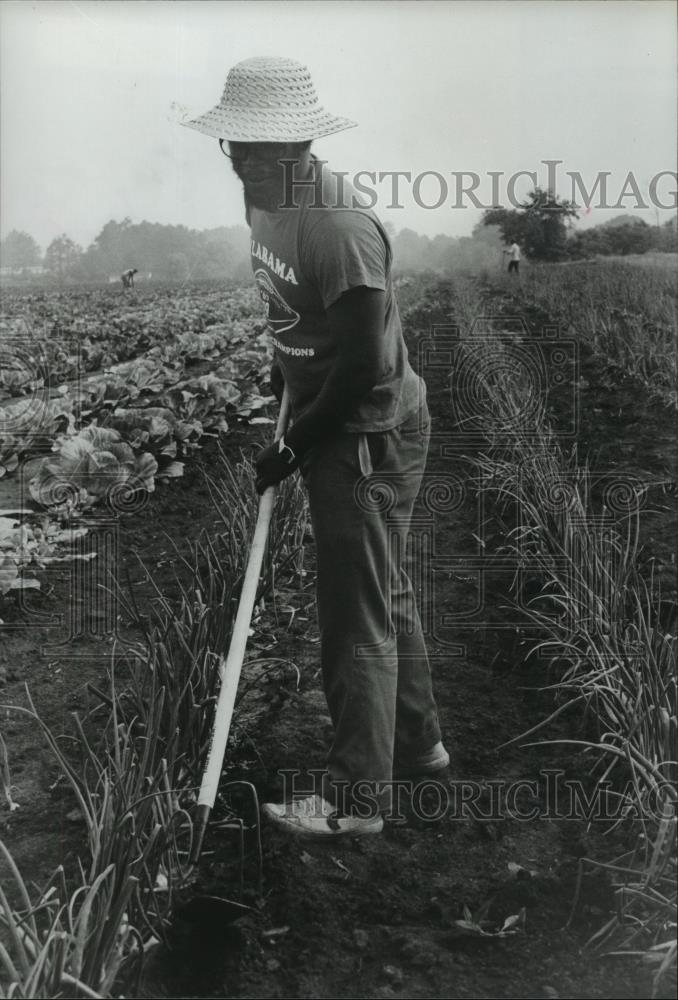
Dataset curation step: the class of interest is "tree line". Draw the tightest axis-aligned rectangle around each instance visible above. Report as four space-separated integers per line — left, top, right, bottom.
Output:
479 187 677 261
0 219 252 284
0 218 506 283
1 196 676 284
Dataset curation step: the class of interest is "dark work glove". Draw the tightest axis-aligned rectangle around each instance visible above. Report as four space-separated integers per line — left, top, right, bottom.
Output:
255 438 299 495
268 363 284 404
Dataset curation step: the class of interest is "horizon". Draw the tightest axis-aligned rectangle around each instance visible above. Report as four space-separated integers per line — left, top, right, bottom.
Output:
2 209 674 261
1 0 676 252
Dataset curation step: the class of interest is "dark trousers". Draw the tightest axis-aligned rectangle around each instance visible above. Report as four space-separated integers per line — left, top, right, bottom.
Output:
302 404 442 810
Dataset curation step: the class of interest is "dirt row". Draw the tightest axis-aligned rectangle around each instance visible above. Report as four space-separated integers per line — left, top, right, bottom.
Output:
1 277 674 999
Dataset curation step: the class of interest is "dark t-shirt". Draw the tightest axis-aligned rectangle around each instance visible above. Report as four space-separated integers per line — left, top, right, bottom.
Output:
247 159 424 432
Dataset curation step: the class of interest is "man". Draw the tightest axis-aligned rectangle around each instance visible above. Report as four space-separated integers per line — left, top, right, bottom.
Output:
504 242 521 274
184 57 448 837
121 267 138 289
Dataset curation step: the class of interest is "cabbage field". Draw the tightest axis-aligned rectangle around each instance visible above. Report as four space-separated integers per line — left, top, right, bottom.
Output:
0 262 675 1000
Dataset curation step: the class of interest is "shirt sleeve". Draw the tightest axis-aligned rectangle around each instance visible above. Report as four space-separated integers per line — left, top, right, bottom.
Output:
302 210 389 309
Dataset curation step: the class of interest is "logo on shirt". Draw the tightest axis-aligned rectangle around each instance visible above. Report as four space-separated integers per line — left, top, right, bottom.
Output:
269 335 314 357
254 269 300 335
250 241 298 285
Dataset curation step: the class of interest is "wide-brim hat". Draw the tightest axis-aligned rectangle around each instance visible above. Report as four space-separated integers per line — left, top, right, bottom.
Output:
182 56 357 143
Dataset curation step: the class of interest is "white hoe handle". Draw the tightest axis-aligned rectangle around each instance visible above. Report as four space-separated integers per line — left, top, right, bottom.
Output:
192 387 291 859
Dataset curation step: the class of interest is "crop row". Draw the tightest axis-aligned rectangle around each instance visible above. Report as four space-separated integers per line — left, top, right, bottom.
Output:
0 451 309 998
449 274 676 997
503 261 677 408
0 285 266 380
0 286 276 596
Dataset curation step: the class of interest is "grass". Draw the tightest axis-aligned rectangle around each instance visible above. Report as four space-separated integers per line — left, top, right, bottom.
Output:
451 273 677 996
502 261 677 407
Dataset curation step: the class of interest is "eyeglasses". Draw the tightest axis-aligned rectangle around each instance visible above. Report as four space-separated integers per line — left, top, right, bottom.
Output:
219 140 290 163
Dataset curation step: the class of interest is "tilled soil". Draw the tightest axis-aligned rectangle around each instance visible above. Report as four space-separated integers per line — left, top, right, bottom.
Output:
0 278 675 999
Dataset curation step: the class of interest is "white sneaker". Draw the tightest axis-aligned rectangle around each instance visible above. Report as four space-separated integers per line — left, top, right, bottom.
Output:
262 794 384 838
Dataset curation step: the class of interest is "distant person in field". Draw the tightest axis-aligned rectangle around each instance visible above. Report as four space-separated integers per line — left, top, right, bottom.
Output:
121 267 138 289
504 242 521 274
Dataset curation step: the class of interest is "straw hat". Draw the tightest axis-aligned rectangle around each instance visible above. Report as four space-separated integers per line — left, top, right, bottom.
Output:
182 57 357 143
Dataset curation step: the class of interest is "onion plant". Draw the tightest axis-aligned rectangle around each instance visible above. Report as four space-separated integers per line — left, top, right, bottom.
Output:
501 262 677 407
0 442 309 997
453 276 676 995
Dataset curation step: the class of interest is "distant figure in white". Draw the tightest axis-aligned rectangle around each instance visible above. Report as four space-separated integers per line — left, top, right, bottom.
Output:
503 242 521 275
121 267 138 290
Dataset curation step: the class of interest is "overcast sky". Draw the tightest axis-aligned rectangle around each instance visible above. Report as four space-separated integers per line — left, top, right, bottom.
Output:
1 0 676 252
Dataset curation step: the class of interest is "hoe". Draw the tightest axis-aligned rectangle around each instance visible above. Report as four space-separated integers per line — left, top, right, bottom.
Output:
178 387 291 923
